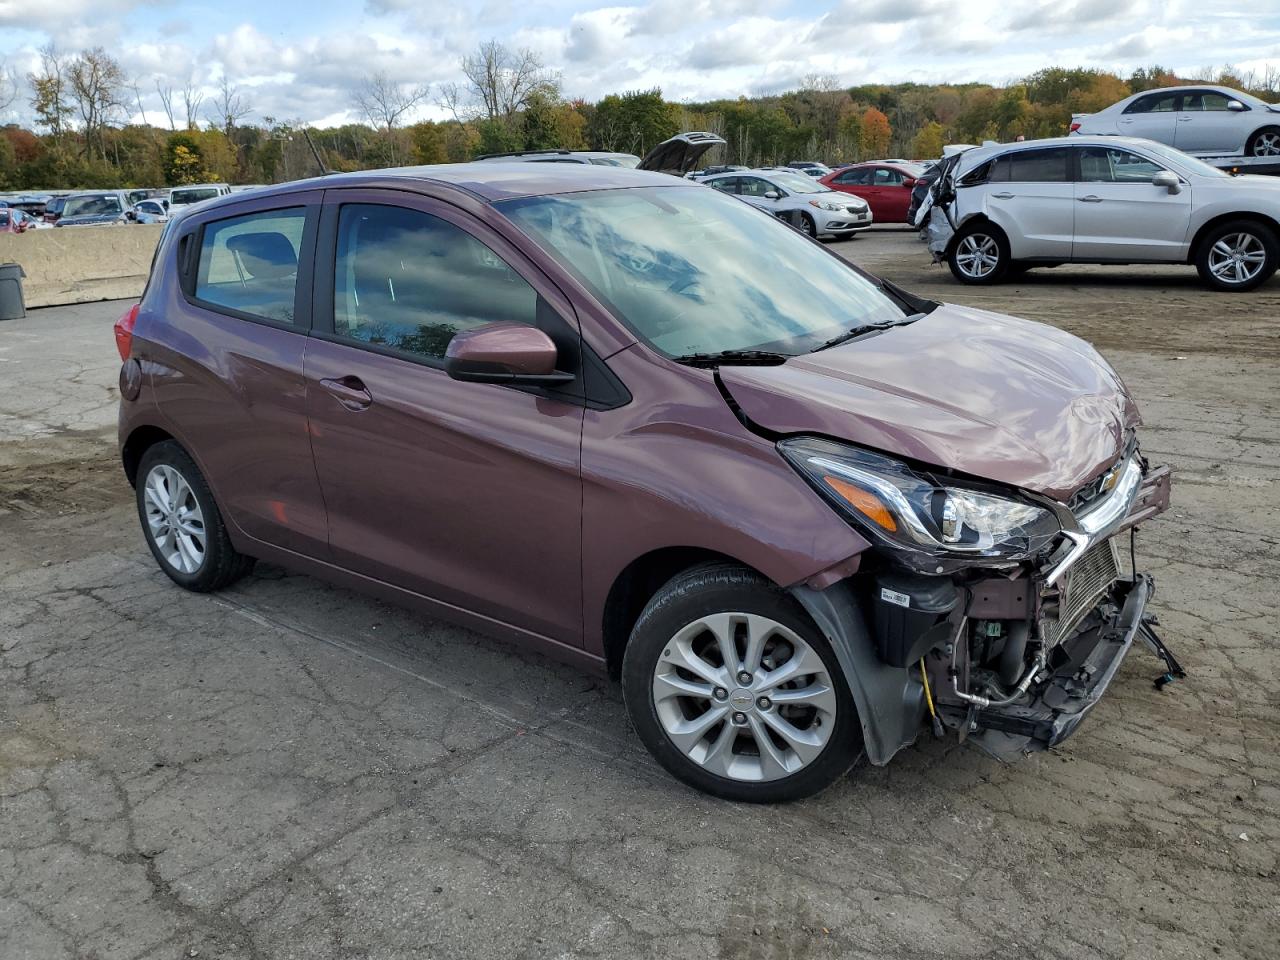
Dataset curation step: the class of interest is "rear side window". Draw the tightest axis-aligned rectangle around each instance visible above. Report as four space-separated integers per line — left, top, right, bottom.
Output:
332 204 538 363
835 168 870 185
1124 92 1179 114
194 208 306 325
989 148 1070 183
708 178 739 194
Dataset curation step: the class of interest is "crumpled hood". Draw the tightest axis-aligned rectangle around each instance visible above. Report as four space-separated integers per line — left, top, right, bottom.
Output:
719 304 1139 502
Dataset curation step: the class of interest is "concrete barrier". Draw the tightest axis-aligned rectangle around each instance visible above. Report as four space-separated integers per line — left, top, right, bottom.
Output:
0 224 164 308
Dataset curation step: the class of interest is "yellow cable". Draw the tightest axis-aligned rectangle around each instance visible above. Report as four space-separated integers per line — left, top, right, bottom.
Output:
920 658 937 719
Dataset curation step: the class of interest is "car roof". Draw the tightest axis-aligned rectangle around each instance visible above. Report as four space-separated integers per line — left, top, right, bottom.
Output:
955 134 1136 167
168 163 698 221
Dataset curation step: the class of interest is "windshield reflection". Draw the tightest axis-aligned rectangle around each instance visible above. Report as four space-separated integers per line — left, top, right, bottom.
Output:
499 186 903 358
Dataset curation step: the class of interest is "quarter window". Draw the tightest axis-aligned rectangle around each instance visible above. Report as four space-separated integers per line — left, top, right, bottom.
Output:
194 207 306 325
1078 147 1166 183
332 204 538 362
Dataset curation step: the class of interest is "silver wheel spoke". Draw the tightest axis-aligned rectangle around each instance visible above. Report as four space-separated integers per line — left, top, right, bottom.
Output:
653 671 714 702
756 644 822 693
741 615 772 675
759 711 826 765
143 463 207 576
1212 239 1233 257
746 716 791 778
768 681 838 713
665 705 728 754
699 720 739 777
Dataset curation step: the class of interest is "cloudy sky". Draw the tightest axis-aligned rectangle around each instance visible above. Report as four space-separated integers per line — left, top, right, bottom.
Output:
2 0 1278 128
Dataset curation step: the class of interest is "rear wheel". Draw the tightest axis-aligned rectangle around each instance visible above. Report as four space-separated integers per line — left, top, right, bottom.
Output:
136 441 255 592
621 563 861 803
1246 127 1280 158
948 223 1010 284
1194 220 1278 292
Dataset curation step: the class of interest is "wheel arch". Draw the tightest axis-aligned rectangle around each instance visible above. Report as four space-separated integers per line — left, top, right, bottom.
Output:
945 212 1007 258
601 547 770 681
121 424 177 487
1187 211 1280 265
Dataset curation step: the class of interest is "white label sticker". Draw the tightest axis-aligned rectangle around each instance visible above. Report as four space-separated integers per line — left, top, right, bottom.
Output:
880 587 911 608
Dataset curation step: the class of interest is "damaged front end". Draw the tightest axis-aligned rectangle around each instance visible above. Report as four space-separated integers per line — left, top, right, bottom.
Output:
787 439 1179 766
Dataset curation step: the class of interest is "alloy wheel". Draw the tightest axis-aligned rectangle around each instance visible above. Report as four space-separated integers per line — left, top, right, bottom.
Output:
1207 232 1268 285
955 233 1000 279
1251 132 1280 157
651 612 837 782
143 464 206 574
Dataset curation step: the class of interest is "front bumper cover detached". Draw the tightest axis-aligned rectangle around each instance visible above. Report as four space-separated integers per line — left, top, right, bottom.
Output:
968 573 1178 762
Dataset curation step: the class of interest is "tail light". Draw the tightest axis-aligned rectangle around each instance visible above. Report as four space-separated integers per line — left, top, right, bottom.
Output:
114 303 140 360
1069 122 1082 134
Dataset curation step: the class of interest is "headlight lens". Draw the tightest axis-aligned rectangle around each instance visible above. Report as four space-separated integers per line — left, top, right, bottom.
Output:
808 199 843 211
778 437 1061 572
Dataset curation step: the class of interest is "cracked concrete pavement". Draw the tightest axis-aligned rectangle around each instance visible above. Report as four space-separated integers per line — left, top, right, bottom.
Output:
1 229 1276 959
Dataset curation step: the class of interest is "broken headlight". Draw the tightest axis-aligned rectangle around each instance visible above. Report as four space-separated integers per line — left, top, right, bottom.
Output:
779 437 1061 573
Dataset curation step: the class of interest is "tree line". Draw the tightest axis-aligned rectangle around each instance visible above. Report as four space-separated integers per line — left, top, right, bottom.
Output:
2 40 1278 191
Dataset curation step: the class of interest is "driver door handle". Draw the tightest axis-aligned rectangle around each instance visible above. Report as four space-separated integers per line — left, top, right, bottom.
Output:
1177 116 1193 122
1078 195 1104 203
319 376 373 411
991 192 1015 199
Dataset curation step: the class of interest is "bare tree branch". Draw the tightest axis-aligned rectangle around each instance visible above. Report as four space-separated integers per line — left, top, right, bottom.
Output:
0 60 18 113
67 48 126 159
155 79 176 130
352 71 430 132
181 73 204 130
451 40 559 122
206 75 251 137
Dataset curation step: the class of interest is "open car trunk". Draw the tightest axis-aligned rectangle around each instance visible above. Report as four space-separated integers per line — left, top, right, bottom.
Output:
637 132 727 176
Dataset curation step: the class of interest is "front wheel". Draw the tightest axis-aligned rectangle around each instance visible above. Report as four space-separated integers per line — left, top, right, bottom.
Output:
800 213 818 239
621 563 861 803
1246 127 1280 158
947 224 1010 284
1194 220 1278 292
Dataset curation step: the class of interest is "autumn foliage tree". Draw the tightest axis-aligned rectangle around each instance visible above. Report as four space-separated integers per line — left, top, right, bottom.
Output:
858 107 891 158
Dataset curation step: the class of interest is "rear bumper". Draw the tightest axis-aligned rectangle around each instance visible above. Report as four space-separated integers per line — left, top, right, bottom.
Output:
968 574 1154 761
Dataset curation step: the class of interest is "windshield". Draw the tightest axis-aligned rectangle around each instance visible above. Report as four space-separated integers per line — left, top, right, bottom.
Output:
63 195 122 217
1138 142 1230 178
171 188 220 204
499 186 904 358
589 155 641 168
768 172 825 194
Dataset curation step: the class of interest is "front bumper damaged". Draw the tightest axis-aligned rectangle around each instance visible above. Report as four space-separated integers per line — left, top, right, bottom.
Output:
790 458 1180 768
967 573 1159 761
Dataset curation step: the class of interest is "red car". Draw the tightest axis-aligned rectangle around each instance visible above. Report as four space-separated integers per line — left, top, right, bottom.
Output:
820 162 928 223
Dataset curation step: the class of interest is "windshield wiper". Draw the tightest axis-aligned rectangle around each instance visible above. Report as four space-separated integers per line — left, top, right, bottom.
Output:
811 313 925 353
671 349 790 367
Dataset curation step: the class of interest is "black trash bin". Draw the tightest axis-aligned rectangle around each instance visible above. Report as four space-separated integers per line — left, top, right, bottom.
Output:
0 263 26 321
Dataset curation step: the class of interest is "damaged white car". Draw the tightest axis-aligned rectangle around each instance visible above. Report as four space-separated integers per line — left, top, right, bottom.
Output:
921 135 1280 292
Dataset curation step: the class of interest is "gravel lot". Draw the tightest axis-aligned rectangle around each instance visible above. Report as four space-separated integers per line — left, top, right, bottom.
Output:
2 228 1277 960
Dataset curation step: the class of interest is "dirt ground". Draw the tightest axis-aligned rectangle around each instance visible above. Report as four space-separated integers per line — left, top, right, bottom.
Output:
1 229 1276 960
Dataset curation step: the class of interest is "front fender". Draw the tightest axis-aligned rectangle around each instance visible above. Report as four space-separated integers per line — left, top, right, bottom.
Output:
790 578 925 766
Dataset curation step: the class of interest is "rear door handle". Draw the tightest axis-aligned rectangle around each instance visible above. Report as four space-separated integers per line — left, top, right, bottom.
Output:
1176 116 1193 122
991 192 1015 199
1078 195 1104 203
319 376 372 411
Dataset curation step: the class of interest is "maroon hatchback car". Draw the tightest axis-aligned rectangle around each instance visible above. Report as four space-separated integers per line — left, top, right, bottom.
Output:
116 163 1179 801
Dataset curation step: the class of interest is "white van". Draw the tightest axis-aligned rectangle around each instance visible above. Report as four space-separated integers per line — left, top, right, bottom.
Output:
167 183 232 210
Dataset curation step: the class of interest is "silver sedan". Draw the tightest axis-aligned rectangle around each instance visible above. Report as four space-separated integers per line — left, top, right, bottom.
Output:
702 169 873 238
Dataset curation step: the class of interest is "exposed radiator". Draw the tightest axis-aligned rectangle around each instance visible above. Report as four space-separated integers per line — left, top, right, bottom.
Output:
1044 537 1119 645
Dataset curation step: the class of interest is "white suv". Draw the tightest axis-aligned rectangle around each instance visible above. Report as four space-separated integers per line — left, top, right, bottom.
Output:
925 135 1280 292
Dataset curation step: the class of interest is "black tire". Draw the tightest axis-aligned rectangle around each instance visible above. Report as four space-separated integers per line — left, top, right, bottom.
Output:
1246 126 1280 158
800 212 818 239
621 563 862 803
947 222 1010 284
1194 219 1278 292
135 441 255 592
